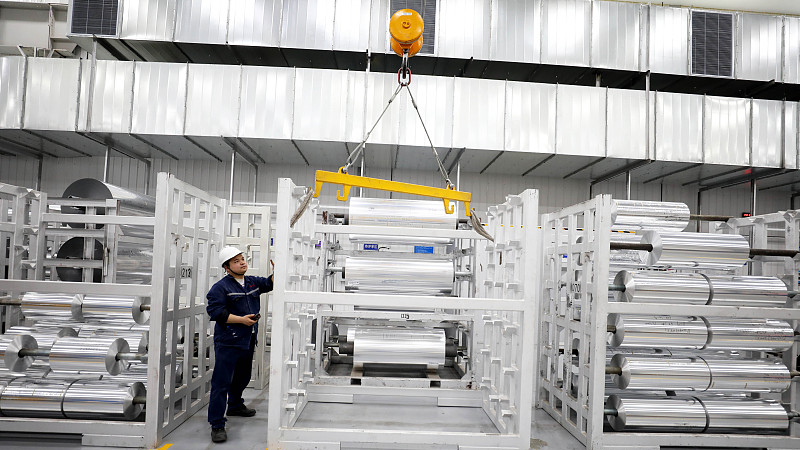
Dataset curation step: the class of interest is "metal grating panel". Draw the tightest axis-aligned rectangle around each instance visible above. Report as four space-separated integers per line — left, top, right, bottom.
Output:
556 84 605 156
541 0 591 66
649 6 689 75
655 91 703 162
436 0 490 59
131 62 187 135
0 57 25 129
505 81 555 153
703 96 750 165
691 10 733 77
592 1 640 71
390 0 435 55
228 0 282 47
70 0 119 36
119 0 176 41
751 99 782 168
737 13 782 82
490 0 540 63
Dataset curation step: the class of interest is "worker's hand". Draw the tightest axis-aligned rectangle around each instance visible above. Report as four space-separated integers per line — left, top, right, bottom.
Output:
241 314 258 326
270 259 275 272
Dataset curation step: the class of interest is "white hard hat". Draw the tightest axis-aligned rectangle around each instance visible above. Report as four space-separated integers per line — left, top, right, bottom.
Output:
219 246 243 267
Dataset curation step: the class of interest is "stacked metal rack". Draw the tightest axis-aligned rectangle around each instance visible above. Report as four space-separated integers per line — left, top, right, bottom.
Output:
538 195 800 450
268 178 538 449
0 173 223 448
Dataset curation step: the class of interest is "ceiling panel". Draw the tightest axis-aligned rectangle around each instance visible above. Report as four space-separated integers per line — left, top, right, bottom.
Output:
482 152 552 175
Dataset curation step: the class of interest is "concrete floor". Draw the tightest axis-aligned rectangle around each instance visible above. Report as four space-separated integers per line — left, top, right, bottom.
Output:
0 385 585 450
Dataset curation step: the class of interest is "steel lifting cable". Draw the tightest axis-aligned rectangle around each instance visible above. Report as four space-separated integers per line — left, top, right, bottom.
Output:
341 84 404 176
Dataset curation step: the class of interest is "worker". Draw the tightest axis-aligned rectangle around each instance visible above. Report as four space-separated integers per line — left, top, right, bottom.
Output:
206 246 273 443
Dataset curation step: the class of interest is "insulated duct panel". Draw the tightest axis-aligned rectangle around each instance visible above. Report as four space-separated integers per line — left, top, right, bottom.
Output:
556 84 605 157
541 0 591 66
786 102 798 169
737 13 782 82
751 99 783 168
347 72 401 145
490 0 540 63
85 60 135 133
399 75 454 149
227 0 282 47
23 58 80 131
703 96 751 166
239 66 295 139
0 57 24 129
453 78 505 151
504 81 556 153
131 62 187 135
437 0 491 60
785 17 800 84
333 0 372 52
280 0 335 50
592 1 641 71
119 0 176 41
648 6 690 75
174 0 229 44
185 64 241 137
293 69 349 142
654 92 703 162
606 89 651 159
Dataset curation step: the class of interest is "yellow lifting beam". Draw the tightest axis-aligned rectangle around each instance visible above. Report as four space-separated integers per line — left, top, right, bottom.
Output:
313 168 473 217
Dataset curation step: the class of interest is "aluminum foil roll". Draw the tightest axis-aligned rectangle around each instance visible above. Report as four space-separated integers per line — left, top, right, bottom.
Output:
0 334 37 373
0 379 68 418
5 326 78 361
352 327 446 367
49 337 129 375
82 295 150 325
609 233 648 267
62 381 145 420
705 319 795 351
608 314 709 349
55 238 153 284
706 276 788 307
606 395 707 432
20 292 83 321
348 198 456 229
344 256 454 295
641 231 750 270
703 398 788 430
613 270 711 305
91 329 148 354
611 200 690 232
702 358 790 392
610 354 711 391
62 178 155 213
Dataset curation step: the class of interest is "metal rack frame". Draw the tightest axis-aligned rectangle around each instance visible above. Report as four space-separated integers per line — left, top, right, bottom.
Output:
268 178 538 450
538 195 800 450
0 173 223 448
225 204 272 389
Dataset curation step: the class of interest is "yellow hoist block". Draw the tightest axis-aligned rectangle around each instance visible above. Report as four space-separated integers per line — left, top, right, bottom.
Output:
390 9 424 57
314 169 473 217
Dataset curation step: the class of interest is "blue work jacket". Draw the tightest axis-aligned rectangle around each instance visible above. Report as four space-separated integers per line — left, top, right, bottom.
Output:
206 274 273 349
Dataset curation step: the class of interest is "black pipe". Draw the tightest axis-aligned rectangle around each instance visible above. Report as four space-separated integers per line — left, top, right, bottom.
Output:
609 241 799 258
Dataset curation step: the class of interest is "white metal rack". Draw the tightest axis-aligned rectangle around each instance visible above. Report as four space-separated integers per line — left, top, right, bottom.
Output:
0 173 223 448
268 178 539 450
538 195 800 450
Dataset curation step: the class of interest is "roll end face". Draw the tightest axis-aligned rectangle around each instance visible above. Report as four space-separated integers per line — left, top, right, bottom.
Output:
613 271 634 302
6 334 37 373
609 354 630 390
607 313 625 347
132 297 150 325
125 382 146 420
606 395 626 431
107 338 130 376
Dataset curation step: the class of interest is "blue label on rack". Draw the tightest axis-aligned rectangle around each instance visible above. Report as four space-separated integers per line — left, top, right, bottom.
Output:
270 238 273 246
414 246 434 254
363 243 379 251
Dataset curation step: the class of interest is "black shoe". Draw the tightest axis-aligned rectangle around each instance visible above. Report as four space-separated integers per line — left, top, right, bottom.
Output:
211 428 227 443
227 406 256 417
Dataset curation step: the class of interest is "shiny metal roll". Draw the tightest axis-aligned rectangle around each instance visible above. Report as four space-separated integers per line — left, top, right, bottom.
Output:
0 334 37 372
608 314 709 349
610 355 711 391
55 238 153 284
611 200 690 232
703 398 788 430
702 358 790 392
606 395 707 432
613 270 711 305
5 326 77 361
705 319 795 351
20 292 83 321
82 295 150 325
92 330 148 354
348 197 456 229
0 380 68 418
707 276 788 307
62 178 155 213
49 337 129 375
352 327 446 367
641 231 750 270
62 381 145 420
344 257 454 295
609 233 648 267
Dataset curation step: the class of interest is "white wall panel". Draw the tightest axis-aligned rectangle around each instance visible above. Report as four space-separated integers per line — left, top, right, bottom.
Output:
490 0 540 63
293 69 348 142
227 0 282 46
368 0 390 53
505 81 555 153
88 60 134 133
0 156 38 189
333 0 371 52
556 84 605 156
24 58 80 131
120 0 177 41
399 75 454 149
655 92 702 162
704 96 750 166
131 62 187 135
437 0 491 59
281 0 335 50
542 0 591 66
452 78 504 150
0 57 24 129
592 1 641 70
607 89 650 159
751 99 782 168
648 6 689 75
786 102 798 169
185 64 241 137
785 17 800 84
737 13 782 81
239 66 294 139
174 0 229 44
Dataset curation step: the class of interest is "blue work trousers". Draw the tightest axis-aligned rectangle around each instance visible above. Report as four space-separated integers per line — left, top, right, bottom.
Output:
208 336 255 429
